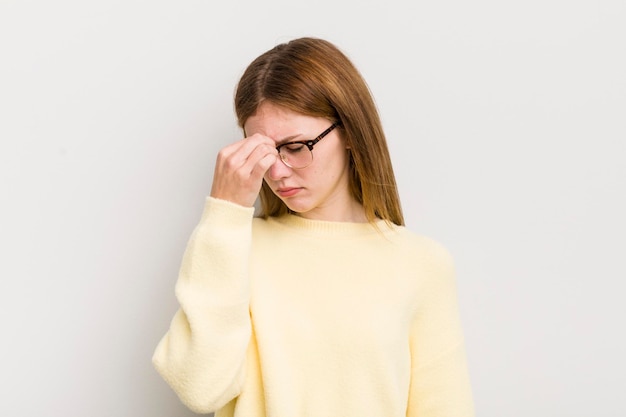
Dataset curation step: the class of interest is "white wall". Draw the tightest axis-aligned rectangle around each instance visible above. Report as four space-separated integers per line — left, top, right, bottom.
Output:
1 0 624 416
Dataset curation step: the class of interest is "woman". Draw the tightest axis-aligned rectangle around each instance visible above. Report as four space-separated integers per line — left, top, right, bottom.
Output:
153 37 474 417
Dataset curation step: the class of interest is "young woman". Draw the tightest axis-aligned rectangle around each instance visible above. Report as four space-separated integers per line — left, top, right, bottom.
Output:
153 37 474 417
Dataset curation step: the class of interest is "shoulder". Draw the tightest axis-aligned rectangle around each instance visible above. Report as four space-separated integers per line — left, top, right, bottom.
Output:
385 228 461 318
385 224 455 268
383 226 458 296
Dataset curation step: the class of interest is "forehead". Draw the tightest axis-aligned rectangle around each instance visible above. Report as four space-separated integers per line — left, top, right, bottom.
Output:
244 102 327 140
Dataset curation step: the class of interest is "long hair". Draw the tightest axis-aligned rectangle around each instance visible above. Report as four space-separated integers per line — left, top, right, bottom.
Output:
234 37 404 226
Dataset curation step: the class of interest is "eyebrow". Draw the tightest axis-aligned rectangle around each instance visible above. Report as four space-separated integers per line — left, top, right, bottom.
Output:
275 133 304 146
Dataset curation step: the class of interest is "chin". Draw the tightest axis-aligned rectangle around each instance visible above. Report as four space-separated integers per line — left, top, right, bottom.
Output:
284 203 312 214
281 198 314 214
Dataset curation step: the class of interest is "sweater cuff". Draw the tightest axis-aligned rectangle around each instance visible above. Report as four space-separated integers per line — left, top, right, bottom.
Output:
200 197 255 227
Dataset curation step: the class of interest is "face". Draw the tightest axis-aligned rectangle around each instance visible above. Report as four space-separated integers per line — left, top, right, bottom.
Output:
244 102 363 222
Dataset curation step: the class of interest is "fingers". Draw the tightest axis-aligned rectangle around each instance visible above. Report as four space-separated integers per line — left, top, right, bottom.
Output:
251 152 278 179
218 134 275 168
240 137 278 179
210 134 279 207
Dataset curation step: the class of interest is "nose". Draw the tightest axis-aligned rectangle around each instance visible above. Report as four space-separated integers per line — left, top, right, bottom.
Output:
266 154 292 181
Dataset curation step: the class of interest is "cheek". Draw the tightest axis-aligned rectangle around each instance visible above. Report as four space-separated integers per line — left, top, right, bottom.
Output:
322 150 350 176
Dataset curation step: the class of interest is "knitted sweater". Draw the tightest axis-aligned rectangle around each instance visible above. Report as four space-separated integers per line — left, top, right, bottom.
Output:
153 197 474 417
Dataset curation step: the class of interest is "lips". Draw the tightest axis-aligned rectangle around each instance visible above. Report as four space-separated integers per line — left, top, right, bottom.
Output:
276 187 302 197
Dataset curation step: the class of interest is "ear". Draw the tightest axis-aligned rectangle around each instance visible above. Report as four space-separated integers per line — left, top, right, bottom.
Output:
338 125 350 149
343 135 351 149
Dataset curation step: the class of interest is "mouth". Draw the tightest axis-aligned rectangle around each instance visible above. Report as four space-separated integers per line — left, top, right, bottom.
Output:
276 187 302 198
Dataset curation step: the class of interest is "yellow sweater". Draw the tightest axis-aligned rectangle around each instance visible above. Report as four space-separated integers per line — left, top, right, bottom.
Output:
153 197 474 416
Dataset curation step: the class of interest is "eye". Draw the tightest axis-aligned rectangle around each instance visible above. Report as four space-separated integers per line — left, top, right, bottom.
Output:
282 143 306 153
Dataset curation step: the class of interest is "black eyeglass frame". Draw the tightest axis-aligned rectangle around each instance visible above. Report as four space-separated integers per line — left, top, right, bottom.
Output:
275 122 340 168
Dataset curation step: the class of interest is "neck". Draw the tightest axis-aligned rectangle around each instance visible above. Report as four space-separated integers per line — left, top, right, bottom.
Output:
295 199 368 223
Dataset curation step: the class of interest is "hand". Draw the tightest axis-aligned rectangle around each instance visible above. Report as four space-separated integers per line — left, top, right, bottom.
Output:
210 134 278 207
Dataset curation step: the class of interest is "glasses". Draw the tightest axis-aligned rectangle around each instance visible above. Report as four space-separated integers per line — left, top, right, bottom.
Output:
275 122 340 169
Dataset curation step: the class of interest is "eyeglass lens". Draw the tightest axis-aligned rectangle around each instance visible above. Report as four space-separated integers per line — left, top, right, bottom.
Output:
279 144 313 169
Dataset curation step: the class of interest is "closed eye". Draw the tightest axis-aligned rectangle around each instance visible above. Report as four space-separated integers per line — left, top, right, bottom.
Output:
283 143 306 152
277 141 309 153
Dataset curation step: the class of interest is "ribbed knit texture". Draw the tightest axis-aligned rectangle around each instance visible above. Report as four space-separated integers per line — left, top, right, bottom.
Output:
153 197 474 417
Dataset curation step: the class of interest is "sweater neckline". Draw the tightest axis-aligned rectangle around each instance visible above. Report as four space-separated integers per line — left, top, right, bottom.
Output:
267 214 395 238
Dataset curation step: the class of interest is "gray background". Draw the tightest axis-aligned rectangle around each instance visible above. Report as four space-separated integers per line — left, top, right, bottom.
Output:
1 0 625 416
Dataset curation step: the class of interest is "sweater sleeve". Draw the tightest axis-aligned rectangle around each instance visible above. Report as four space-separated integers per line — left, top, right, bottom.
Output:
152 197 255 414
406 243 475 417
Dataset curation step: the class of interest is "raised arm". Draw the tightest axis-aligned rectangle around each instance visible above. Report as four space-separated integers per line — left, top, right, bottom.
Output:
153 198 255 413
153 134 278 413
